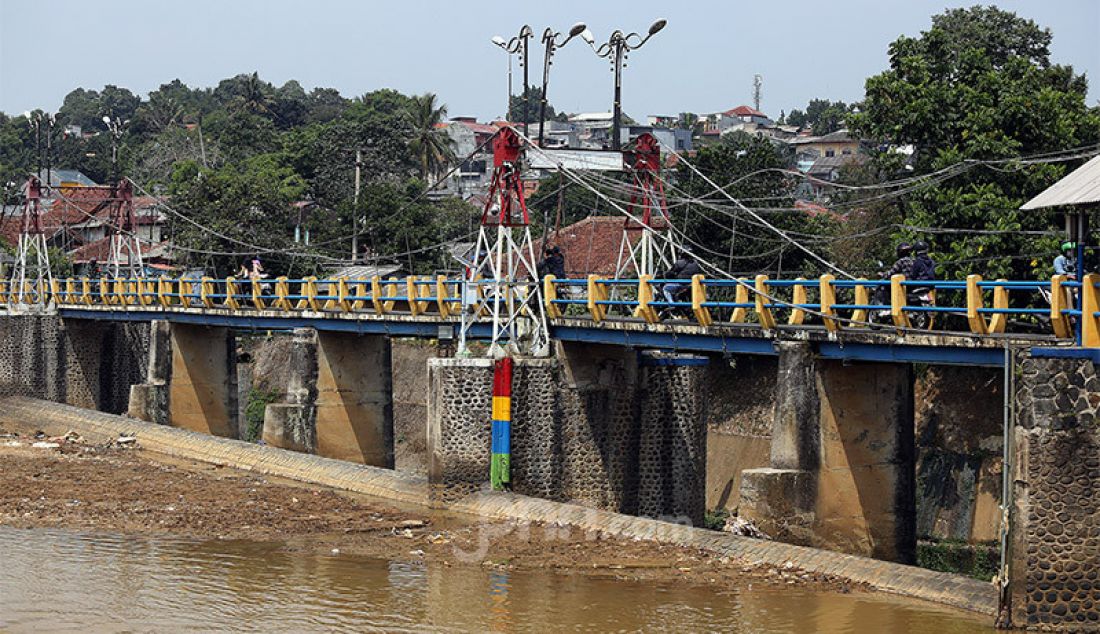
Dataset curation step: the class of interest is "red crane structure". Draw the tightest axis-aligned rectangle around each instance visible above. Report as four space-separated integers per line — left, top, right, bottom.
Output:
458 126 550 357
11 175 52 305
613 132 679 279
105 179 144 279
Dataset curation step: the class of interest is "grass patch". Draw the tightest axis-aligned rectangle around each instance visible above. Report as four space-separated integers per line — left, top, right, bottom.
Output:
244 388 279 442
917 538 999 581
704 507 730 531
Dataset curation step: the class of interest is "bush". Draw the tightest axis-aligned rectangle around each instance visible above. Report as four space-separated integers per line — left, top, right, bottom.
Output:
244 388 279 442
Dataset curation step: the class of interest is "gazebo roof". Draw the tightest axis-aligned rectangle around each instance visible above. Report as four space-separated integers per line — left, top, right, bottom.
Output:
1021 154 1100 210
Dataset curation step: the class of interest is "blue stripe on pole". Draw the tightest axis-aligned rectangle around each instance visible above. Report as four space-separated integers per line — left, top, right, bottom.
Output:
491 419 511 454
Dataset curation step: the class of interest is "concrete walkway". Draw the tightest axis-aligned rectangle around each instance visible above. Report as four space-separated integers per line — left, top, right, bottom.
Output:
0 396 998 618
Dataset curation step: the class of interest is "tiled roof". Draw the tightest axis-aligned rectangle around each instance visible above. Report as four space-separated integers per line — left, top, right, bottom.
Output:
537 216 642 277
724 105 766 118
67 236 166 264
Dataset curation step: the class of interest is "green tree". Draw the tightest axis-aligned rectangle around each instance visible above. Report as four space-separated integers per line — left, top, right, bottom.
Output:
849 5 1100 280
507 86 563 124
405 93 455 180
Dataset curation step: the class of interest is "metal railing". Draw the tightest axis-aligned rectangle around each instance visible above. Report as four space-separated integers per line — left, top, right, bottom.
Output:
0 272 1086 344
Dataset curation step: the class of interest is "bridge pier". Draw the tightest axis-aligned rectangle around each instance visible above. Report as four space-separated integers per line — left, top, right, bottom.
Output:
166 323 238 438
740 341 916 564
426 346 708 524
260 329 394 467
1003 353 1100 631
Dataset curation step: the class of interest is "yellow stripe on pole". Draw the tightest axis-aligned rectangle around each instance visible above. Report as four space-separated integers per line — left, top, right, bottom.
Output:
492 396 512 422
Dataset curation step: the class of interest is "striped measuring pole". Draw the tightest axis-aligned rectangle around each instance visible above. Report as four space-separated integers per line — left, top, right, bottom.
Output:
490 357 513 490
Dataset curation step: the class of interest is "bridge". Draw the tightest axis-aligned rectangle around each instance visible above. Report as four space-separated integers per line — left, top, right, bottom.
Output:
0 269 1087 366
2 130 1099 630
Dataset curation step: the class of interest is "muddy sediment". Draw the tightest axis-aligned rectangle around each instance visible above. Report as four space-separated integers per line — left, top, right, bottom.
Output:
0 435 861 592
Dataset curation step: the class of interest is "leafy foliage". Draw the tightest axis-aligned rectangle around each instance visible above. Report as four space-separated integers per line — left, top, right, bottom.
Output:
849 5 1100 281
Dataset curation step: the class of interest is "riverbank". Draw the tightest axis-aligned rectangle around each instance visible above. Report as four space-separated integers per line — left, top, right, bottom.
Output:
0 433 859 592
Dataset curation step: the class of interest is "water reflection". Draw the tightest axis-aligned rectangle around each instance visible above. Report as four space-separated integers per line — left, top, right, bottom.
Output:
0 527 992 633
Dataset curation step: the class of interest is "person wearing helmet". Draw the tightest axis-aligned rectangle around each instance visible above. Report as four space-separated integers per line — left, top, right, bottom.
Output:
910 241 936 281
887 241 916 278
1054 242 1077 280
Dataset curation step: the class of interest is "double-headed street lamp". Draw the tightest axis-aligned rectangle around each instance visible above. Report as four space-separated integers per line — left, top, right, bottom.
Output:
491 25 534 137
587 19 667 150
537 22 587 147
24 111 55 187
102 115 125 183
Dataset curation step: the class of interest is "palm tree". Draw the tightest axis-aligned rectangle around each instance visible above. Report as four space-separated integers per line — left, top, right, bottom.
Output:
406 93 455 181
232 72 274 117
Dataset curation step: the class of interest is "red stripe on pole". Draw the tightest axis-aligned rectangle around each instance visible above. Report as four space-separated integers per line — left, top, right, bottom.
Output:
493 357 513 398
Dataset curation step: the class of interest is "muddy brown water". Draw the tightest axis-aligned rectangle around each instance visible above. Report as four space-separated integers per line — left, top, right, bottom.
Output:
0 526 992 633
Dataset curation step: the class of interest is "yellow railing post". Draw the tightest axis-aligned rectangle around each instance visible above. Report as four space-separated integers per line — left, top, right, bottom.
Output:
731 281 749 323
1050 275 1072 339
224 277 240 310
370 276 385 314
200 277 215 309
304 277 319 311
79 277 92 305
1083 273 1100 347
852 280 870 326
788 278 807 326
250 278 267 310
988 279 1009 334
99 277 112 305
50 279 62 304
691 274 712 326
382 278 398 313
435 276 451 317
965 274 988 335
405 276 421 316
890 274 911 329
819 274 839 331
543 275 561 319
587 275 608 323
157 277 172 307
351 279 368 312
634 275 659 324
754 274 775 330
273 277 291 311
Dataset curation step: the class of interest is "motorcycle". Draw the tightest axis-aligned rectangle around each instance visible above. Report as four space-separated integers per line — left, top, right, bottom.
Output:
868 262 936 330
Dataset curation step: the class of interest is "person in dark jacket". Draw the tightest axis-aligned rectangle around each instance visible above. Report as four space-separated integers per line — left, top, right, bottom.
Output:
909 241 936 282
661 253 702 304
539 246 566 278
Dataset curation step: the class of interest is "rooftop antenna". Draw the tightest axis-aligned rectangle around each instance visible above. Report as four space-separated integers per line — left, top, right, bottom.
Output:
753 74 763 112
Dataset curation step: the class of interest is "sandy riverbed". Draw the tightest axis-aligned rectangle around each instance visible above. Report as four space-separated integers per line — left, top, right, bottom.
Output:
0 430 863 594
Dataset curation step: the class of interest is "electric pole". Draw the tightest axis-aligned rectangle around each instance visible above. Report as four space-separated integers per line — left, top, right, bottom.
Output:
352 148 362 263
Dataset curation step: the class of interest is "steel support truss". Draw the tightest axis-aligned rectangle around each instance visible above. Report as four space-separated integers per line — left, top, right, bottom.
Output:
458 127 550 358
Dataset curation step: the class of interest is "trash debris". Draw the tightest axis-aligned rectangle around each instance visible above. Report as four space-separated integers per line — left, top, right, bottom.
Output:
331 548 340 555
115 435 138 447
31 442 60 449
722 515 770 540
408 549 425 557
398 519 427 529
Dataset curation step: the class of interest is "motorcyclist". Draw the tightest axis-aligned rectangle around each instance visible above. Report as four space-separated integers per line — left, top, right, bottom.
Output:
909 241 936 283
1054 242 1077 280
887 242 915 278
661 252 702 305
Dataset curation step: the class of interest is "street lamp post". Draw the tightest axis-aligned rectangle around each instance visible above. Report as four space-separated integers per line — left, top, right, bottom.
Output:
537 22 587 147
102 115 125 183
586 19 667 150
491 26 534 136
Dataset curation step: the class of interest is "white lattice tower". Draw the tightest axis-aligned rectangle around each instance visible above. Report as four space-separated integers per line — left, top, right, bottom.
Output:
614 132 678 279
458 127 550 358
107 179 144 279
11 175 52 305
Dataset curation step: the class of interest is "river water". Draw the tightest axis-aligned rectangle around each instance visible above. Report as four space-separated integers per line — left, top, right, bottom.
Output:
0 526 993 633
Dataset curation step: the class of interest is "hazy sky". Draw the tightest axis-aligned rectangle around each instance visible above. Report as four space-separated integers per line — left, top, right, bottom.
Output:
1 0 1097 121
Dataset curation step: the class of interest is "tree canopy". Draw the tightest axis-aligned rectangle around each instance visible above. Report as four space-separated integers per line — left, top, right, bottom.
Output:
849 5 1100 280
